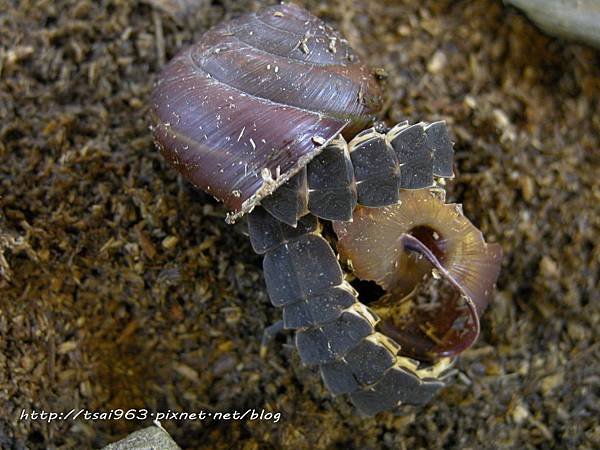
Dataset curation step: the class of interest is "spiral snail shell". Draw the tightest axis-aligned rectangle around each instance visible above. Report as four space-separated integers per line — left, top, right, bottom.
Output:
151 3 381 221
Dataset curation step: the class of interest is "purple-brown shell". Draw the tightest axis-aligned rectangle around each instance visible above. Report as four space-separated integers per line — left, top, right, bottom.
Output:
151 3 382 221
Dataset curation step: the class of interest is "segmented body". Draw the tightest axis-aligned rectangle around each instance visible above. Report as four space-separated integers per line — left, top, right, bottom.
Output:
247 122 455 415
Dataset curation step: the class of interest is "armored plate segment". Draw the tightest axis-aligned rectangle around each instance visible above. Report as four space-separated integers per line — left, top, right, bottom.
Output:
295 304 378 365
349 131 402 206
320 334 398 395
282 284 357 329
388 123 435 189
306 137 357 221
247 206 317 254
350 364 446 415
261 169 308 227
263 234 343 307
425 121 455 177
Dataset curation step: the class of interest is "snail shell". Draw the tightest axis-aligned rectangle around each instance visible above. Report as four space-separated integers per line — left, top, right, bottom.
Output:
151 3 381 219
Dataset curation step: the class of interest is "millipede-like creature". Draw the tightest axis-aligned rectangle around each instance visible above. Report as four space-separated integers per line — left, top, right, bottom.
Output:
150 3 502 415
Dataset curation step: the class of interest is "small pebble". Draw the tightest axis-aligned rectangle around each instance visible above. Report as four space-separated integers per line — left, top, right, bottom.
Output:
427 50 447 74
162 235 179 249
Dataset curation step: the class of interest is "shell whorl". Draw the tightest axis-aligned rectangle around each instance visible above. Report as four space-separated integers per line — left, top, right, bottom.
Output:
151 3 382 216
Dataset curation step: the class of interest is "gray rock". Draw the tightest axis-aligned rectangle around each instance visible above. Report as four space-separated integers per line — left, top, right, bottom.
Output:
103 426 181 450
507 0 600 49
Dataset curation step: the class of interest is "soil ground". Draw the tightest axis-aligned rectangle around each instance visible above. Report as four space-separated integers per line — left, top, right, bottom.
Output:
0 0 598 448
